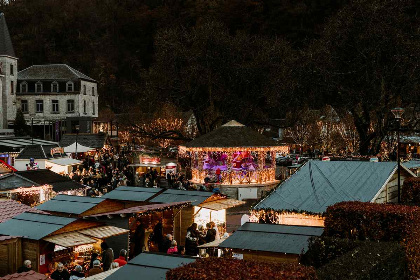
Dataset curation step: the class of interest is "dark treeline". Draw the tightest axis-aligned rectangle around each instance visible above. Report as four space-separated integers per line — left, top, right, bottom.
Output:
2 0 419 154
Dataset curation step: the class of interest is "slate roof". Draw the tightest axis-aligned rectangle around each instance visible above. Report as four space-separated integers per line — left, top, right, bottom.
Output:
0 270 50 280
0 212 76 240
0 200 46 223
102 186 163 202
0 138 58 151
150 189 214 206
254 161 403 214
0 13 15 57
219 223 323 255
184 120 279 148
18 64 96 82
59 133 107 149
0 173 37 191
16 144 62 159
16 170 87 192
105 253 196 280
36 195 104 215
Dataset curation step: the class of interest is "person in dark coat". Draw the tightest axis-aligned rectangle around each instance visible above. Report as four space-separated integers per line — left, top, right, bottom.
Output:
89 253 99 269
161 234 173 253
205 222 217 243
101 242 114 271
133 220 145 256
17 260 31 273
151 222 164 252
185 223 199 256
50 263 70 280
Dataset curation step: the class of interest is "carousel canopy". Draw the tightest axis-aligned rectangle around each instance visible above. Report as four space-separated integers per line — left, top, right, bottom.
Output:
183 120 279 149
64 142 95 153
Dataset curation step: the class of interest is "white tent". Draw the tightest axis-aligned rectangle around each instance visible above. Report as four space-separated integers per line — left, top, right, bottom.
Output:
64 142 95 153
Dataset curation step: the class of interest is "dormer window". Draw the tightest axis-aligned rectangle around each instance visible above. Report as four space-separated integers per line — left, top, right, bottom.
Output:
51 81 59 93
20 82 28 93
66 81 74 92
35 81 43 93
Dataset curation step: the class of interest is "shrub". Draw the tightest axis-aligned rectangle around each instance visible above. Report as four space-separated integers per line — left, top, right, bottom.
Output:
317 241 407 280
324 201 420 279
166 258 318 280
401 177 420 204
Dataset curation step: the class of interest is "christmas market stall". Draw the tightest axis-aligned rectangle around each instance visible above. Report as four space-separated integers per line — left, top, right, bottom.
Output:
179 120 288 199
45 158 83 176
87 201 191 258
101 186 164 208
0 236 22 277
14 145 66 171
218 223 323 263
0 173 54 206
0 212 128 275
150 189 245 245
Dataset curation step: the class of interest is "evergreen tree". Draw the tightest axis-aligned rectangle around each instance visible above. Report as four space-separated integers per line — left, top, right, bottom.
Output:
14 108 29 136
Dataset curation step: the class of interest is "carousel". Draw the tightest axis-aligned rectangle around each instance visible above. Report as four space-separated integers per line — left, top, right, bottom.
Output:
179 121 288 188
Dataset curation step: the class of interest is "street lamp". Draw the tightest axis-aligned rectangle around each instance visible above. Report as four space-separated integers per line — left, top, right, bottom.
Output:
391 107 404 203
75 124 80 159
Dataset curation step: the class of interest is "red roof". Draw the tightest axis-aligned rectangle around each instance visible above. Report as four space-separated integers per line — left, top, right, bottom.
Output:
0 271 50 280
0 200 46 223
0 159 17 172
89 201 191 217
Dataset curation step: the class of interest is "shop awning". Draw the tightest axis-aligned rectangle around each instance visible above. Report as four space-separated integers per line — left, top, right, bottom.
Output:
64 142 95 153
78 226 129 239
43 232 97 247
199 198 245 211
197 237 227 248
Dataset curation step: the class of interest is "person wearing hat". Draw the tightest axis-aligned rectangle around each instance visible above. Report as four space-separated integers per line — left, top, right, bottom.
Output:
88 260 103 277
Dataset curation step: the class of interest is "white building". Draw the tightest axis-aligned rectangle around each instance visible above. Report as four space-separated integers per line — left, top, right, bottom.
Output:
0 13 99 139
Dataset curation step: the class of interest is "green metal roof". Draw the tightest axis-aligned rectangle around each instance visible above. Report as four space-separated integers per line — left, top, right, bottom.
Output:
102 186 163 202
219 223 323 255
36 195 104 214
150 189 214 206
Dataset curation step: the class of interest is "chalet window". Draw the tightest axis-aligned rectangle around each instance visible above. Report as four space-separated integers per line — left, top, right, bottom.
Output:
20 82 28 93
67 100 75 113
36 100 43 113
52 100 59 113
21 100 28 113
35 82 43 93
51 81 59 93
66 82 74 92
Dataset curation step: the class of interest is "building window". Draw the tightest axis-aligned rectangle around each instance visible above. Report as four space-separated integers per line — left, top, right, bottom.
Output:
92 87 95 96
83 100 87 114
67 100 75 113
93 102 95 115
83 85 86 95
66 82 74 92
35 82 43 93
36 100 43 113
10 81 14 94
21 100 28 113
10 64 13 76
52 100 59 113
20 82 28 93
51 81 59 92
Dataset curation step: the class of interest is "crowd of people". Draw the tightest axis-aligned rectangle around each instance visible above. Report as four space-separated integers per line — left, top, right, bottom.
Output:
16 242 127 280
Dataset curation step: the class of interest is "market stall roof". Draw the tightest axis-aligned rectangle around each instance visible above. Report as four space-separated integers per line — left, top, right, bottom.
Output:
63 142 95 153
43 231 97 247
0 212 76 240
403 160 420 169
0 270 50 280
105 253 196 280
199 198 245 211
0 173 38 191
0 235 18 241
0 200 46 223
0 137 57 150
254 161 416 214
16 170 87 192
78 226 129 239
0 159 17 173
218 223 323 255
88 201 191 217
16 144 63 159
102 186 163 202
183 120 279 148
60 133 107 149
46 158 83 166
150 189 214 206
36 195 104 215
